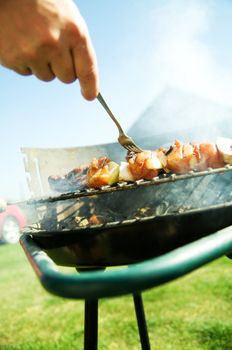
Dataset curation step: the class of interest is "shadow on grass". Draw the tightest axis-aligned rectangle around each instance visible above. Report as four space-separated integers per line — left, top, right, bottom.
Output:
194 322 232 350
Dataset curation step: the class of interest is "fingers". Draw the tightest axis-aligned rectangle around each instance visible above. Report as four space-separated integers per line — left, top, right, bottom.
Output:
4 44 98 97
72 40 99 101
4 43 99 100
13 43 99 100
49 49 76 84
0 23 99 100
0 60 33 76
13 66 32 76
1 58 55 81
29 62 55 82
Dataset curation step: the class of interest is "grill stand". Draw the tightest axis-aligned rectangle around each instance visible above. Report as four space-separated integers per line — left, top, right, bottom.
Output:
20 227 232 348
133 293 151 350
78 267 151 350
82 294 150 350
84 299 98 350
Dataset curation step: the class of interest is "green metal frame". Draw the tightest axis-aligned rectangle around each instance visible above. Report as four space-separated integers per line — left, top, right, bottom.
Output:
20 225 232 300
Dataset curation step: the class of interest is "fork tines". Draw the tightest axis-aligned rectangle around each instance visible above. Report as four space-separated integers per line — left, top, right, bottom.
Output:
118 135 143 153
125 143 143 153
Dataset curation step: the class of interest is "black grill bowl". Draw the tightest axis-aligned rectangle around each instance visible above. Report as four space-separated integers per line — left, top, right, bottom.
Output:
23 202 232 267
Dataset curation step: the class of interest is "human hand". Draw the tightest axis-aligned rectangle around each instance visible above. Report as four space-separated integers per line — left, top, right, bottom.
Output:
0 0 99 100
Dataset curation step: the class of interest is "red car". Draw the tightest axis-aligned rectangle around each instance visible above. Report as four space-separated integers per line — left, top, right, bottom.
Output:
0 203 26 244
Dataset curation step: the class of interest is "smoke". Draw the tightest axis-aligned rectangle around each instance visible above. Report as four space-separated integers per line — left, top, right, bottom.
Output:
151 0 232 106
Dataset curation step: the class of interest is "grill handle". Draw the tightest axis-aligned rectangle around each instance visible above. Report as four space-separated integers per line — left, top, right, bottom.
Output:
20 227 232 300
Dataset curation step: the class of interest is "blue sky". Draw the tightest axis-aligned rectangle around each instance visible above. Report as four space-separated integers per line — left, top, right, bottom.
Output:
1 0 232 200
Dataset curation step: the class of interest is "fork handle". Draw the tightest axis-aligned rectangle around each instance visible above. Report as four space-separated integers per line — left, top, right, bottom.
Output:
97 93 124 135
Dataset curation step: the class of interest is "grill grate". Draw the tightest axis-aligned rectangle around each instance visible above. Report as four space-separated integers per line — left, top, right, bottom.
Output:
22 164 232 234
27 164 232 204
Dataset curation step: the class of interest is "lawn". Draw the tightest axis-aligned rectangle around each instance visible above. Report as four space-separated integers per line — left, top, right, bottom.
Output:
0 242 232 350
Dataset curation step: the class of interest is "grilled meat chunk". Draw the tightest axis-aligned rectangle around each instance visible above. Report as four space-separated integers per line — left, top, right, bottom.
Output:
166 140 224 173
87 157 119 188
48 166 88 193
126 149 166 180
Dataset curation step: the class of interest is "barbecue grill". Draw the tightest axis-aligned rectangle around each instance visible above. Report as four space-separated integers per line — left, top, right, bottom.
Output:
20 140 232 350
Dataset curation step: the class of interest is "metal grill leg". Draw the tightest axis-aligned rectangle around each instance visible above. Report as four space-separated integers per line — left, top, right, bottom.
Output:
84 299 98 350
77 268 101 350
133 293 151 350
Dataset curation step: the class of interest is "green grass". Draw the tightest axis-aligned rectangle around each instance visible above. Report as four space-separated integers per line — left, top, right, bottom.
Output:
0 243 232 350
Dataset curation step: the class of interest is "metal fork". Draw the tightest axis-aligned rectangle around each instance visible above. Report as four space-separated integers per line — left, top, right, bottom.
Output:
97 92 143 153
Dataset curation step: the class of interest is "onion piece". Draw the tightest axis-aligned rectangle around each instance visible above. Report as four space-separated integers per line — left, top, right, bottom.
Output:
108 161 120 185
145 154 163 169
216 137 232 164
119 162 134 182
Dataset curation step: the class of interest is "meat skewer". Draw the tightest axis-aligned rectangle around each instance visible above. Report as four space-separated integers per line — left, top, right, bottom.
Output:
48 138 231 191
